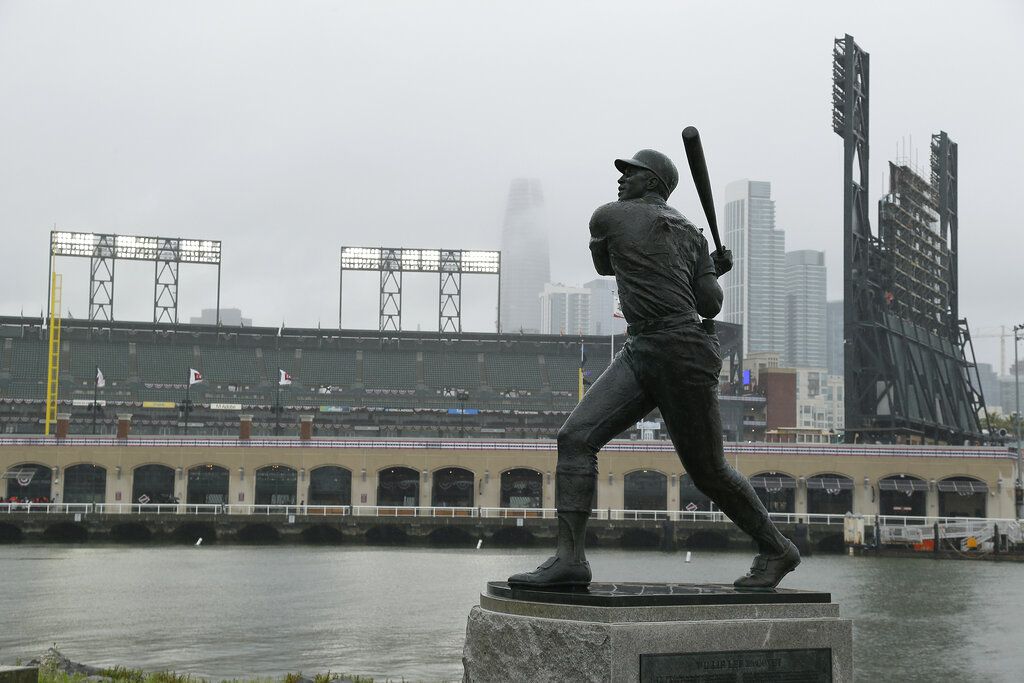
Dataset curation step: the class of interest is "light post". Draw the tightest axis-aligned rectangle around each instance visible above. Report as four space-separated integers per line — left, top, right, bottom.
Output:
1014 323 1024 519
457 389 470 438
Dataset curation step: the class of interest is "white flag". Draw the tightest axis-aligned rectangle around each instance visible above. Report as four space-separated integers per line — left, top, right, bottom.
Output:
189 368 203 385
95 367 105 388
279 369 293 386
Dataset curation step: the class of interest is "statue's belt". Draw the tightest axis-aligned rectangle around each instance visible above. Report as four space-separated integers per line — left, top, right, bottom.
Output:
626 312 703 336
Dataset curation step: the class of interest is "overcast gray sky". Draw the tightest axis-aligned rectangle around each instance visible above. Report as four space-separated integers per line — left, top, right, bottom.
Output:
1 0 1021 370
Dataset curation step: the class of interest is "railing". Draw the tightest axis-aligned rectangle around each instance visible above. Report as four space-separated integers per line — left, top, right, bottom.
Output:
0 502 92 514
1 503 1019 528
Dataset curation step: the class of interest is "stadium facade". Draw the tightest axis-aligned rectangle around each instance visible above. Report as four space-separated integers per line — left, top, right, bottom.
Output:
0 316 1016 522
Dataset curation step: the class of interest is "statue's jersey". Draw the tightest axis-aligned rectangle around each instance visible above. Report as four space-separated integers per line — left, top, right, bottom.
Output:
588 196 716 324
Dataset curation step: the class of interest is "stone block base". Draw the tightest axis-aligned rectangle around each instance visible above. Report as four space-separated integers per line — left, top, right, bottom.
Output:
462 583 852 682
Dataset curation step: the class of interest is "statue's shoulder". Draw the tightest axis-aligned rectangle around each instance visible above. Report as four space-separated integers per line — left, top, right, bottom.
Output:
591 201 624 221
660 202 701 234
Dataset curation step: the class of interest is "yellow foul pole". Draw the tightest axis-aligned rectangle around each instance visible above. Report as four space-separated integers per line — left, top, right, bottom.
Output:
44 271 62 435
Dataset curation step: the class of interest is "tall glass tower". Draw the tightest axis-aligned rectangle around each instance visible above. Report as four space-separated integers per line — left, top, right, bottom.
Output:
499 179 549 333
784 250 827 368
721 180 786 361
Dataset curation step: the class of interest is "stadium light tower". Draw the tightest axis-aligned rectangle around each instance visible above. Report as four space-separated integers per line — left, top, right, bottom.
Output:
339 246 501 334
1014 323 1023 518
48 231 222 325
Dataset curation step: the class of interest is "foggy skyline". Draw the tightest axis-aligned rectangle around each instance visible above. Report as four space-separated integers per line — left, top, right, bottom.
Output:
0 1 1021 371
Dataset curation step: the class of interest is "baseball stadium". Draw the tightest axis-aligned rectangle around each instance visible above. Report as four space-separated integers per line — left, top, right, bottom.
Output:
0 233 1017 552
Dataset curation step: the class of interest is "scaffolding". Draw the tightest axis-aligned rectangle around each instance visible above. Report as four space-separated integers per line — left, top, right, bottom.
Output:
44 271 62 436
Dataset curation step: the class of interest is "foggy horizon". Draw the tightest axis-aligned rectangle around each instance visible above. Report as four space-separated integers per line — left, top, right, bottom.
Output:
1 0 1021 373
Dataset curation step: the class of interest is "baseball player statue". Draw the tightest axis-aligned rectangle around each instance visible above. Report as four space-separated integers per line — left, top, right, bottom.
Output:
508 148 800 590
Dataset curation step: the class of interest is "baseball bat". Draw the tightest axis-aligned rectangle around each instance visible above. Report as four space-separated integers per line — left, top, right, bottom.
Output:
681 126 724 254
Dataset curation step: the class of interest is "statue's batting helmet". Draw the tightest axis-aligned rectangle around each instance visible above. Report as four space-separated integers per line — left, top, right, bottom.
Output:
614 149 679 197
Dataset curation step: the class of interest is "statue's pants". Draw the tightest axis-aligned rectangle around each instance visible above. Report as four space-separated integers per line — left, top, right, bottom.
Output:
556 321 785 553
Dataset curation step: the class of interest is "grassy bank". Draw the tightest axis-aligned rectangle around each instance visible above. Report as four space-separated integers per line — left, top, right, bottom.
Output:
22 649 381 683
38 668 377 683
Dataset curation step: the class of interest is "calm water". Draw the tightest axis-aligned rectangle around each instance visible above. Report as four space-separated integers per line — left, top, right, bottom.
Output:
0 545 1020 682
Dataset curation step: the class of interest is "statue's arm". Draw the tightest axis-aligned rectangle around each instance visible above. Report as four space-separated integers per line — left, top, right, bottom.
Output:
693 236 722 318
589 207 614 276
694 273 723 318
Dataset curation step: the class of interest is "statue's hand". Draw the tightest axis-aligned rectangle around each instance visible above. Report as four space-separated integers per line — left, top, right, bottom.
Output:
712 248 733 277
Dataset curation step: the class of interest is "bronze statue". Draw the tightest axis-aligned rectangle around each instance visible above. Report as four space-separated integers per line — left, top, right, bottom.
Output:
508 149 800 590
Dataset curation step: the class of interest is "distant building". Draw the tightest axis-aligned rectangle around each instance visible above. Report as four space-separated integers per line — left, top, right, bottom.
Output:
539 284 590 336
976 363 1001 415
793 368 844 433
759 368 796 431
826 300 844 376
499 179 549 333
584 278 627 337
784 250 827 368
753 357 844 433
722 180 786 362
190 308 251 326
999 376 1020 417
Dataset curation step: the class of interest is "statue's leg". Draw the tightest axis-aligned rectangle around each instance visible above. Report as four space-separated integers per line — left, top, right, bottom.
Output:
658 382 799 588
508 345 654 587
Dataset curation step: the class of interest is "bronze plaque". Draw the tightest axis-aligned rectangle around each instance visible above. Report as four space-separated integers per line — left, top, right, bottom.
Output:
639 648 832 682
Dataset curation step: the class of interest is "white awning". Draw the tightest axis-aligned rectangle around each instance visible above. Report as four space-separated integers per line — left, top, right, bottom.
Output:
936 479 988 494
806 476 854 491
879 478 928 492
750 475 796 490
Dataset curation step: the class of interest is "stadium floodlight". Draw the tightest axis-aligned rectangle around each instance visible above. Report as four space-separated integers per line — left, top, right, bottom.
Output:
49 230 223 325
339 246 502 334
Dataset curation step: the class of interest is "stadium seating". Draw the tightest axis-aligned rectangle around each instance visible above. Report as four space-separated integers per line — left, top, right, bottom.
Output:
422 350 481 390
199 346 262 384
69 341 131 381
10 339 47 380
483 352 543 390
136 343 195 385
363 350 417 389
297 348 357 387
0 316 743 437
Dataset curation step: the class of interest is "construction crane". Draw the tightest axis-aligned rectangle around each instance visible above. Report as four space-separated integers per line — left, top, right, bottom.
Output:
975 326 1015 376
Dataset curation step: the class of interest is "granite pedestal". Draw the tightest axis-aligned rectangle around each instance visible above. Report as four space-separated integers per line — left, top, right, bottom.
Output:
462 582 852 682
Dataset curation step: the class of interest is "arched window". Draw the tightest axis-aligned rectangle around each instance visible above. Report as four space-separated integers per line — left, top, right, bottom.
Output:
255 465 297 506
63 464 106 504
679 473 713 512
878 475 927 518
805 474 854 516
132 464 175 504
187 465 229 505
309 466 352 506
3 463 52 502
749 472 796 514
623 470 667 512
500 468 543 508
431 467 475 508
377 467 419 507
937 476 987 518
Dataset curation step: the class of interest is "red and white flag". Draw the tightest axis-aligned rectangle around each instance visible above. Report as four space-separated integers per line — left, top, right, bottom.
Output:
95 367 106 388
188 368 203 385
279 369 293 386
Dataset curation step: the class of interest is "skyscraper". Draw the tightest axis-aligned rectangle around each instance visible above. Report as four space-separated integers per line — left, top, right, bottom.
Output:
584 278 627 337
499 179 549 333
539 283 590 335
721 180 786 360
784 250 827 368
